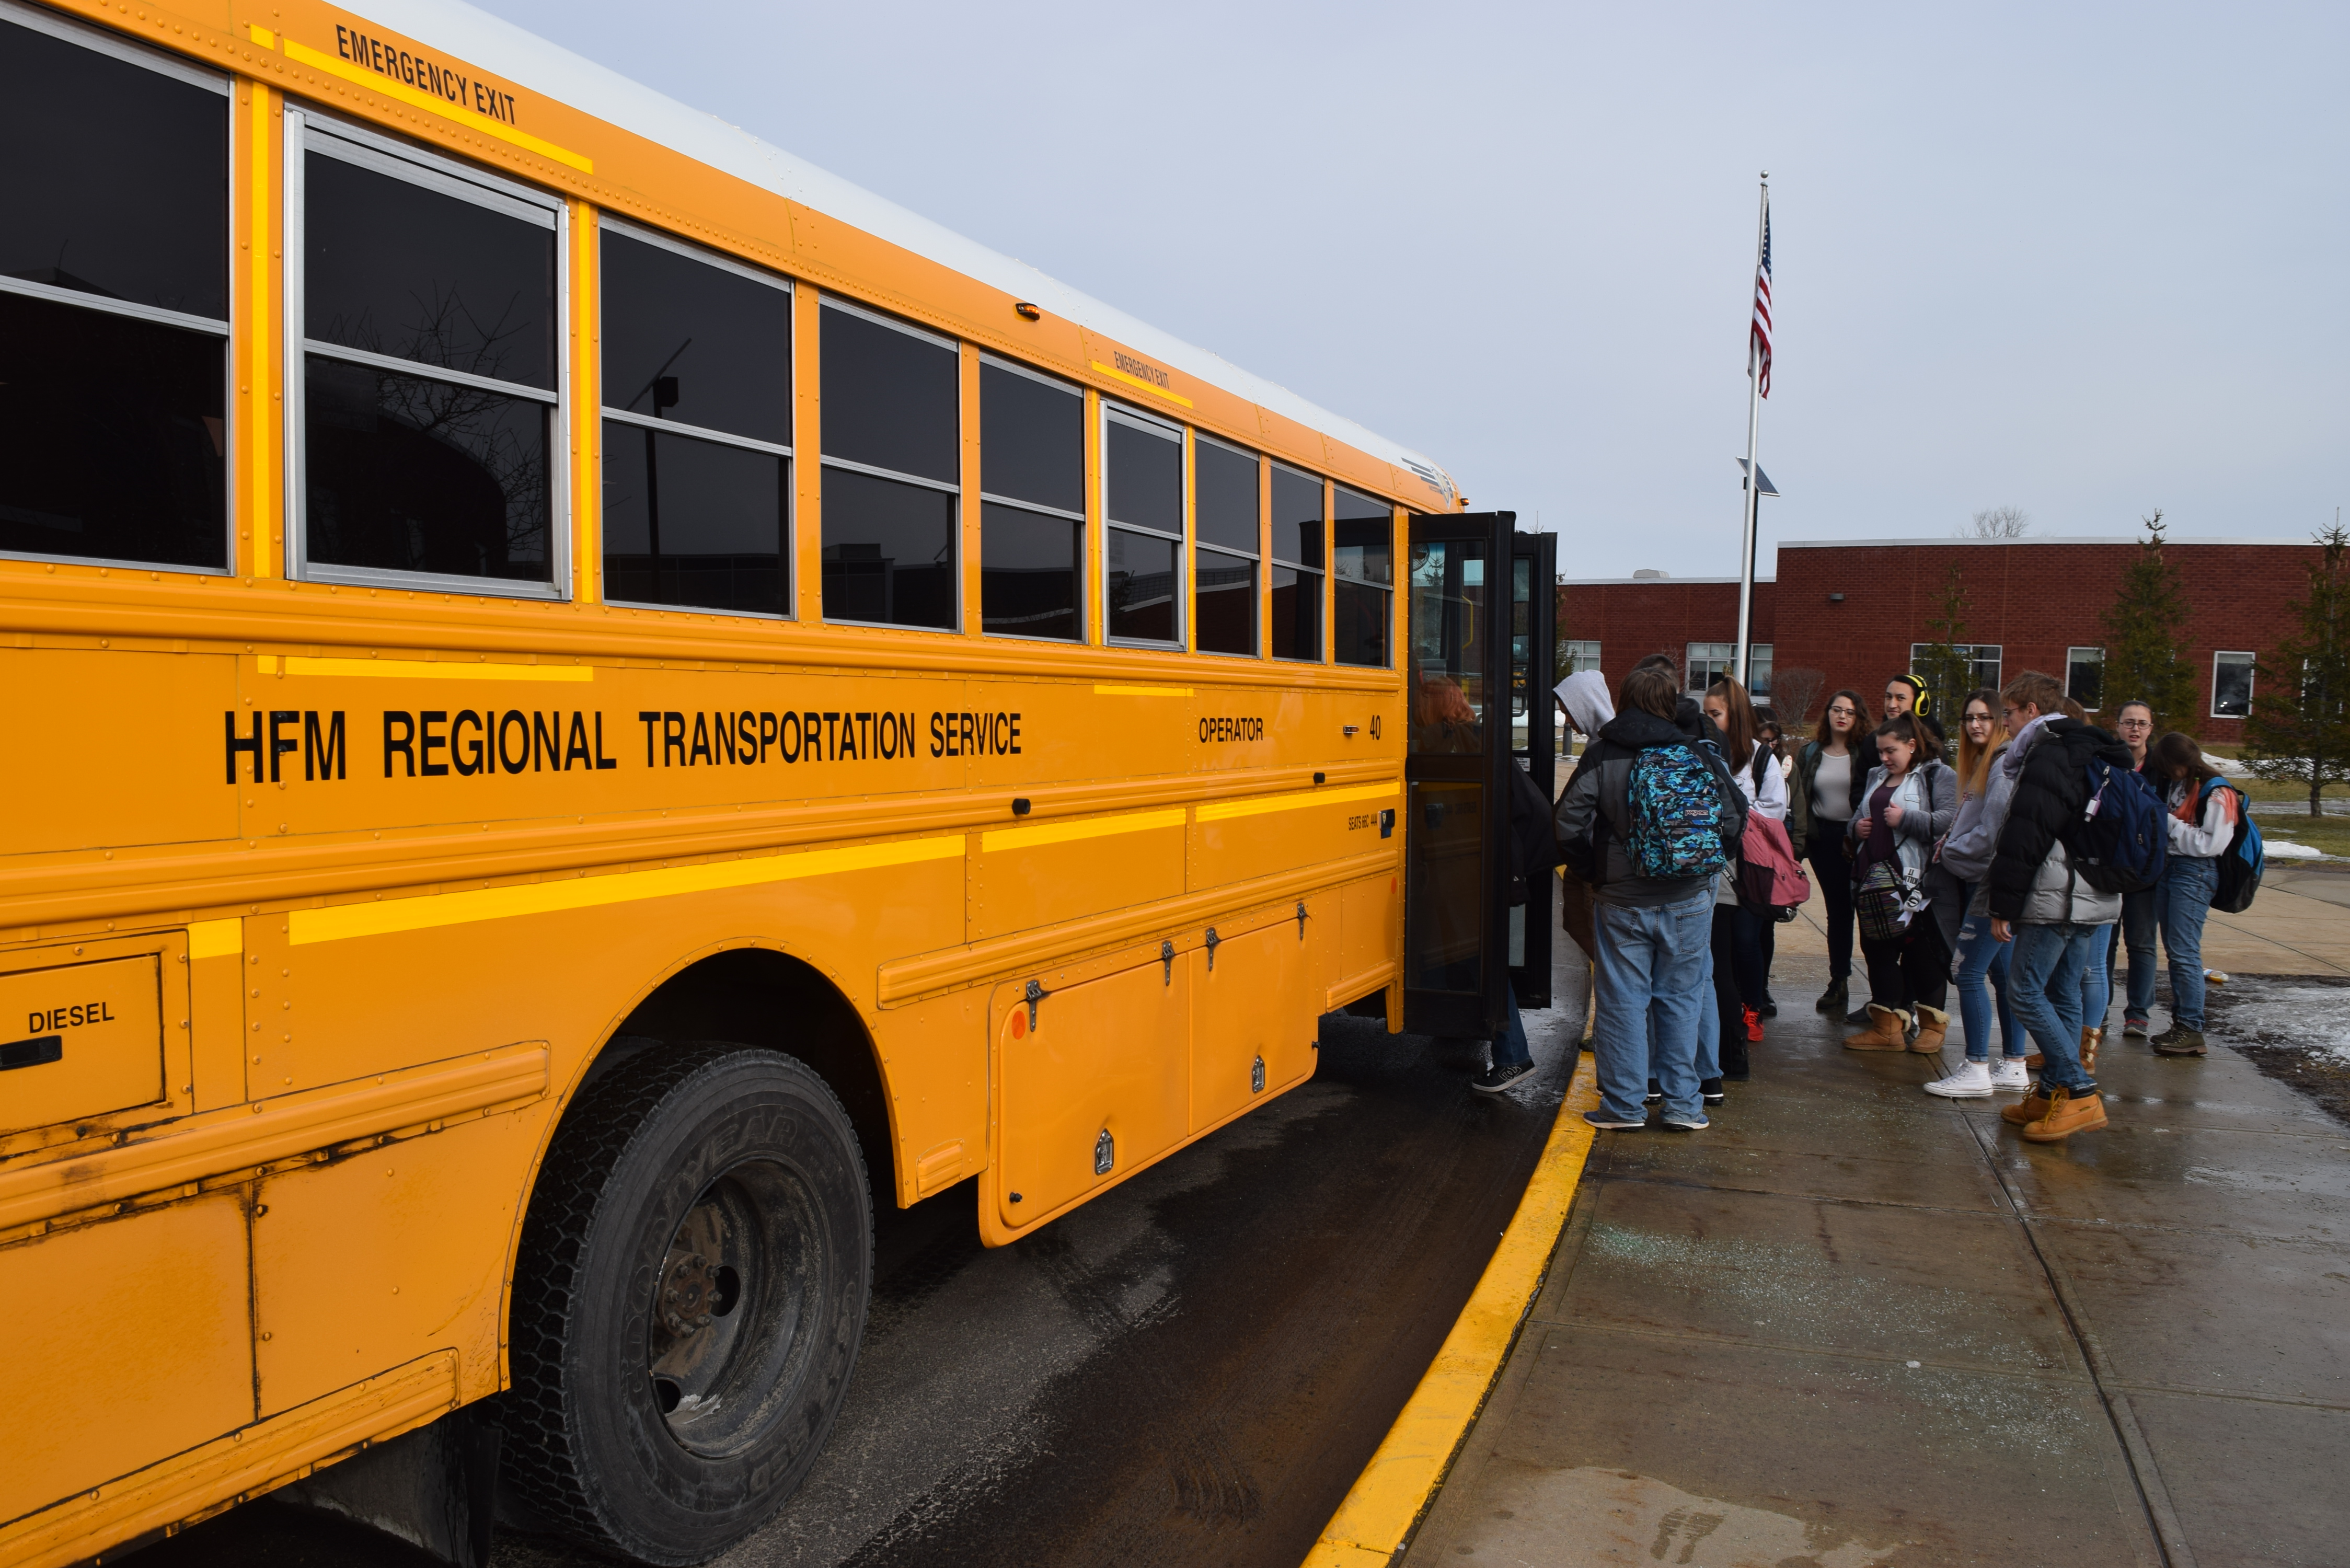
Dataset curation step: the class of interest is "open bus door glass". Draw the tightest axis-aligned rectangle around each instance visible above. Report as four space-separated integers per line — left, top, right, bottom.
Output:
1508 529 1558 1008
1402 513 1516 1039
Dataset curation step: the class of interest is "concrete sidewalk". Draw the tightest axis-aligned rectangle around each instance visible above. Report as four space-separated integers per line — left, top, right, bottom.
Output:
1401 881 2350 1567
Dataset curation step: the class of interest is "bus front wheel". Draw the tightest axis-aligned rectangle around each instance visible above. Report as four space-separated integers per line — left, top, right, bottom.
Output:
504 1044 873 1565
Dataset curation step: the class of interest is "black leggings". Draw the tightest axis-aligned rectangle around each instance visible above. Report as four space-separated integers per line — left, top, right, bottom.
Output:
1711 907 1749 1077
1860 920 1951 1015
1807 822 1856 983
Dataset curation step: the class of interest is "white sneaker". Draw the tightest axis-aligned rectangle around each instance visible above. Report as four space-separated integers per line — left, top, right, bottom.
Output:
1991 1057 2032 1091
1924 1059 1994 1098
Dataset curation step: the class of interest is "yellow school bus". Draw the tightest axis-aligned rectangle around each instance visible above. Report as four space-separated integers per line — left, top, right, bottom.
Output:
0 2 1550 1563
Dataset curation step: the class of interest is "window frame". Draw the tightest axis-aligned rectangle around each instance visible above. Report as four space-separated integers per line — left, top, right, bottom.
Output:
1269 459 1327 664
1190 430 1261 660
2066 645 2104 710
815 294 962 633
1560 640 1602 675
285 106 571 599
2211 650 2256 719
0 0 235 577
596 216 796 620
1099 398 1188 651
1908 641 2004 691
976 351 1086 644
1686 641 1734 694
1331 485 1395 670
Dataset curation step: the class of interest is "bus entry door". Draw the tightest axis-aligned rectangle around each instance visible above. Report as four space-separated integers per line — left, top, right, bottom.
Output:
1401 512 1518 1040
1508 527 1559 1009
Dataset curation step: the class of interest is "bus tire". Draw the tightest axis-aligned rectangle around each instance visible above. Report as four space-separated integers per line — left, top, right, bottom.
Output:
503 1043 872 1565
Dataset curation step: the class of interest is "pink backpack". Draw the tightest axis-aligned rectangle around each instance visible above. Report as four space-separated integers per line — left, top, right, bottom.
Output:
1737 812 1813 915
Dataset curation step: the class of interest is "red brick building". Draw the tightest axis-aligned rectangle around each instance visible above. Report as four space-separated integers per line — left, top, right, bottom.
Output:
1559 536 2318 741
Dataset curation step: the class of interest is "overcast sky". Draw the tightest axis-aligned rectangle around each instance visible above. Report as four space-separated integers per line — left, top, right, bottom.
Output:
474 0 2348 578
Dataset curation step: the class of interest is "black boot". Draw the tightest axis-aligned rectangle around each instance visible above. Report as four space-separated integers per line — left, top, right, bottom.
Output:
1815 978 1847 1014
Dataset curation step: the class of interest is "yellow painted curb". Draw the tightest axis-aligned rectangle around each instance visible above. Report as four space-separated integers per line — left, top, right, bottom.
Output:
1301 1054 1603 1567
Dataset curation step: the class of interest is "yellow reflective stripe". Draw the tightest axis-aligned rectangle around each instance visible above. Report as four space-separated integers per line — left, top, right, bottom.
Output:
1197 782 1396 823
247 23 276 45
290 836 962 946
281 38 594 174
1092 684 1193 697
187 919 243 960
981 808 1186 854
1088 360 1195 409
255 654 592 683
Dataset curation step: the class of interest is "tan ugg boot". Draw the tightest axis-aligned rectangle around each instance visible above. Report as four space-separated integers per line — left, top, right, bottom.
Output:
2020 1085 2109 1143
2079 1025 2102 1074
1844 1003 1910 1051
1910 1004 1951 1054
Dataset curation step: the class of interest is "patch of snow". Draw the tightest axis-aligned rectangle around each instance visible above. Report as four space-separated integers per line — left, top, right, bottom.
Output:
2211 983 2350 1066
2264 839 2325 859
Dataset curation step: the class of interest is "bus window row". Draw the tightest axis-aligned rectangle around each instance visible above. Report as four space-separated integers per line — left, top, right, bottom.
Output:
0 8 1395 665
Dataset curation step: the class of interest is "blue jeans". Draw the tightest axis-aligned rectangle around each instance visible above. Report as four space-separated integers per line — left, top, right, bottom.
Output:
1952 914 2021 1061
2009 922 2102 1092
1594 892 1711 1122
2158 856 2219 1029
2079 928 2111 1031
1492 986 1533 1069
1662 940 1724 1081
2118 888 2159 1022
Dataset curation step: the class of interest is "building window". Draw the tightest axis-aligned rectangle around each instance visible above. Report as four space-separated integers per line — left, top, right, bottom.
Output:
1270 464 1324 661
1686 642 1732 693
2 10 231 572
1102 402 1184 645
2212 651 2255 718
818 299 958 629
292 112 565 594
1333 487 1392 667
599 224 792 617
1193 433 1259 656
1687 642 1772 695
2066 647 2104 710
978 356 1083 641
1560 640 1602 675
1910 642 2003 690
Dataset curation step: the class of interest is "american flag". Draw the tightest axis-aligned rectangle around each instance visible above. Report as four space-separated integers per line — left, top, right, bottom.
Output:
1750 200 1773 397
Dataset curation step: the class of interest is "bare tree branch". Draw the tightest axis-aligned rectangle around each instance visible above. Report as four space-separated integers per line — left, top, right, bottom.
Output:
1959 504 2031 538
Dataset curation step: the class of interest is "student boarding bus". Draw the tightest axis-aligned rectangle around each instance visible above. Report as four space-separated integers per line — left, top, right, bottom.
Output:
0 2 1557 1562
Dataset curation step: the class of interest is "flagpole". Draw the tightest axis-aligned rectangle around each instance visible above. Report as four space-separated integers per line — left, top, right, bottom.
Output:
1733 172 1769 688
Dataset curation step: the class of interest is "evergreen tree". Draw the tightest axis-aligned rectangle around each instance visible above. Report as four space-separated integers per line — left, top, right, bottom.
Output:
2097 510 2199 735
2242 525 2350 816
1913 561 1976 722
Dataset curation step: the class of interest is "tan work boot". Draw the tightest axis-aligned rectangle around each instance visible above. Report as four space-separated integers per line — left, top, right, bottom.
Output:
2001 1086 2054 1124
2079 1025 2102 1074
1910 1004 1951 1054
2020 1085 2109 1143
1844 1003 1911 1051
2025 1050 2044 1068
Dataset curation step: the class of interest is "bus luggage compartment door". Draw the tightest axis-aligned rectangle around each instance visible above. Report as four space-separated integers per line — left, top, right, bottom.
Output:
995 960 1187 1227
1186 913 1312 1134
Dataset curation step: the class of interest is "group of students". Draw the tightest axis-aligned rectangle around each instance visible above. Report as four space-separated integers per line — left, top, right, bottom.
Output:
1524 661 2243 1146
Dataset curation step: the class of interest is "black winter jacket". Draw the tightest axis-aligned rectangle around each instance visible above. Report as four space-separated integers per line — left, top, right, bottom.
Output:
1986 718 2134 922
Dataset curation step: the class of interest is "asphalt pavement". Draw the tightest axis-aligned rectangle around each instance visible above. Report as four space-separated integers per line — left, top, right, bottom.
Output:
143 942 1581 1568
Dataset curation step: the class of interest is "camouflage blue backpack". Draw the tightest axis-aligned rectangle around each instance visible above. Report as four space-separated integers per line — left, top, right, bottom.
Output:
1626 743 1729 880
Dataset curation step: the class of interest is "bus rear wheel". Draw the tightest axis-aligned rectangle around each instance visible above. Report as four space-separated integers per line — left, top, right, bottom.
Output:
504 1044 872 1565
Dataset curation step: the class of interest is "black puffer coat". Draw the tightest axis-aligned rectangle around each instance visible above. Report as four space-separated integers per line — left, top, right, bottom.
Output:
1986 718 2134 923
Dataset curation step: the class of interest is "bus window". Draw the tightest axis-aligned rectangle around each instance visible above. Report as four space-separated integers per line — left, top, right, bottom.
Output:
1192 434 1260 656
0 12 227 572
1270 463 1326 661
599 224 793 617
1103 403 1184 645
292 114 563 593
978 356 1083 641
817 298 958 629
1333 488 1393 668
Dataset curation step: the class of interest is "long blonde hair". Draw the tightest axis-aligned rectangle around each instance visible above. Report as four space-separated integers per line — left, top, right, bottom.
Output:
1955 687 2005 797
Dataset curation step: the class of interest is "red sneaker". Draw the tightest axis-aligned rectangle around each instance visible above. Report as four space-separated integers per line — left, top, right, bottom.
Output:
1743 1006 1764 1043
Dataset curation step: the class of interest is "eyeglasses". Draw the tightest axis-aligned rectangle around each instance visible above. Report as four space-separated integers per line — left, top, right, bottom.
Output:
1963 712 1995 726
1827 704 1858 717
2117 716 2152 729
